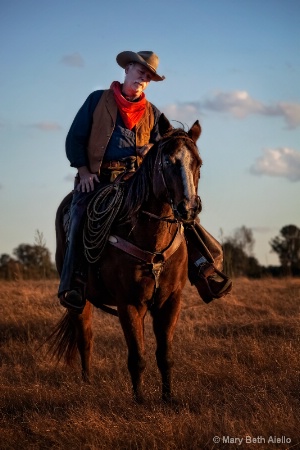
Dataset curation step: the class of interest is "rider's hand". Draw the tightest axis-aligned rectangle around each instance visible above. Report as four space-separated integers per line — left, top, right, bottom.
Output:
136 143 153 158
77 166 99 193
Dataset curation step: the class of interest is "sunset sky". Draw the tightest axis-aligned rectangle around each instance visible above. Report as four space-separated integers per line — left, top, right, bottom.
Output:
1 0 299 266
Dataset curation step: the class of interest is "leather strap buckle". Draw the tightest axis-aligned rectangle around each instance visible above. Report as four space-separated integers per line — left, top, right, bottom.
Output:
110 170 123 182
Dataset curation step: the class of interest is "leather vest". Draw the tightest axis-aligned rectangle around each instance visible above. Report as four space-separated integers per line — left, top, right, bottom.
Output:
87 89 154 173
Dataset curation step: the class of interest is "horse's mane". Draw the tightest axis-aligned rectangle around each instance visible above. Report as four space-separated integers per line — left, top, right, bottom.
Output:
121 127 194 220
120 142 156 220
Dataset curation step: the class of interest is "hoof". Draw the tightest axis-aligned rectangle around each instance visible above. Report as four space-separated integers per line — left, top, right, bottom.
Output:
82 373 91 384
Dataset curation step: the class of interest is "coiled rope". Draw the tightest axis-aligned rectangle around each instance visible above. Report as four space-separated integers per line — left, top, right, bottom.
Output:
83 183 125 263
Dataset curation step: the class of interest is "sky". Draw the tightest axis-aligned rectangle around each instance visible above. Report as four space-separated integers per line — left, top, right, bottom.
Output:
0 0 299 267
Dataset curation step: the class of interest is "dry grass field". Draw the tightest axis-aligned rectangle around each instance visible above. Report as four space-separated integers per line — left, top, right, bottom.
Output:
0 278 299 450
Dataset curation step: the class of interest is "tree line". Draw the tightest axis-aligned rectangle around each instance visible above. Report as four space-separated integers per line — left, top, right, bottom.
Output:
0 226 299 281
0 231 57 280
222 224 300 278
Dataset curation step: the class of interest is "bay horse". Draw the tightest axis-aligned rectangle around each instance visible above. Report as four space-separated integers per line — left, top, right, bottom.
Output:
51 115 202 403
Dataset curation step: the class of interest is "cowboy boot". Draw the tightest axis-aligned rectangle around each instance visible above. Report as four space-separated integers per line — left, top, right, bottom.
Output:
60 290 86 312
185 224 232 303
188 256 232 304
59 272 86 313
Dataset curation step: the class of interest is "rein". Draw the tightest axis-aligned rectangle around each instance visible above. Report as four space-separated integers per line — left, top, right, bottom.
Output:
154 139 175 213
140 210 178 223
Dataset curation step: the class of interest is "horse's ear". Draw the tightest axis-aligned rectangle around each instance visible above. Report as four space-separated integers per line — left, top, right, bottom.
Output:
158 113 173 136
188 120 202 143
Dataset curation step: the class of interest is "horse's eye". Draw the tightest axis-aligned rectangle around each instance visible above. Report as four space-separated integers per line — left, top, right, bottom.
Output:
164 156 170 166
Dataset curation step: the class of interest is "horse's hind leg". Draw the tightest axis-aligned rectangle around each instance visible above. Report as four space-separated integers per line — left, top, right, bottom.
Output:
152 293 181 402
118 304 148 402
76 301 93 382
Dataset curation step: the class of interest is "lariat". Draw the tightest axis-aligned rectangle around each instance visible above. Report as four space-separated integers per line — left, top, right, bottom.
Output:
83 183 125 263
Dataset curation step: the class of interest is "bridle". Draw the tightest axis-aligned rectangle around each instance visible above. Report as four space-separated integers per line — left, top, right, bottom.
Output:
141 134 201 223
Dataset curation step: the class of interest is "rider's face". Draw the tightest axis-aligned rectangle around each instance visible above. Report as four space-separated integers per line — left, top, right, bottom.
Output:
122 63 153 99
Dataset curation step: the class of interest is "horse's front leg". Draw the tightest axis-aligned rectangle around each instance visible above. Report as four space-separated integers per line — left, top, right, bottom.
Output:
118 303 148 403
152 292 181 402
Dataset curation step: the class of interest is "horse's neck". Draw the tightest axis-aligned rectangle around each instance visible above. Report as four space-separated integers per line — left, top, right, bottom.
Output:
131 199 177 251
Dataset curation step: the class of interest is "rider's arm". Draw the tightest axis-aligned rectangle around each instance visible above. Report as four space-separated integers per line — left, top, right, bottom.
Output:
65 90 103 169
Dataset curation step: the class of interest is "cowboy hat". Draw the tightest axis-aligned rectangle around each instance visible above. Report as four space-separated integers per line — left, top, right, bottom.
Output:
116 50 165 82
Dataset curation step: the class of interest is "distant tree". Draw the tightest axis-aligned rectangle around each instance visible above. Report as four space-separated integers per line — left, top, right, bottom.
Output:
12 230 56 279
246 255 263 278
232 225 254 256
0 230 57 280
0 254 21 280
0 253 12 268
222 226 262 278
270 225 300 276
33 230 54 278
223 242 262 278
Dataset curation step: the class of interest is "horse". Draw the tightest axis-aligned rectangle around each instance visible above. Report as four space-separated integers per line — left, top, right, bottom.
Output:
50 115 202 403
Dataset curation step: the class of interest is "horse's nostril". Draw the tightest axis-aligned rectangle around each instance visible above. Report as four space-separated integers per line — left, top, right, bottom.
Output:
176 197 202 221
177 201 187 217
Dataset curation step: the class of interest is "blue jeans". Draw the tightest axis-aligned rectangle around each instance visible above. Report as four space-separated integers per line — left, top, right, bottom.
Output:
58 184 103 296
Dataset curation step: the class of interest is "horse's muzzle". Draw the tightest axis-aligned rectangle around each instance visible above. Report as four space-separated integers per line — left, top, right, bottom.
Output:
175 195 202 223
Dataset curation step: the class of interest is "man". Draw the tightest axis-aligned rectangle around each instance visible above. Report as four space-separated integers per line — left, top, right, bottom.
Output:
58 50 232 312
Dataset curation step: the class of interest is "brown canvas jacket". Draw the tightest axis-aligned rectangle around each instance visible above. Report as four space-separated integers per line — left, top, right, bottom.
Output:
87 89 154 173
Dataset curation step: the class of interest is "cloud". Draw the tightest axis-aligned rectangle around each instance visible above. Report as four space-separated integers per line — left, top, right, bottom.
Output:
204 91 300 129
277 102 300 129
0 183 3 189
31 122 62 131
161 103 202 127
163 91 300 129
203 91 266 118
61 52 84 68
250 147 300 182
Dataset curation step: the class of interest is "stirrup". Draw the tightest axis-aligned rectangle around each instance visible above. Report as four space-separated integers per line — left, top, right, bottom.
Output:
59 289 86 313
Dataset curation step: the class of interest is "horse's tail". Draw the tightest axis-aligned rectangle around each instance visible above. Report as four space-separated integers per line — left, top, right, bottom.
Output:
47 311 79 366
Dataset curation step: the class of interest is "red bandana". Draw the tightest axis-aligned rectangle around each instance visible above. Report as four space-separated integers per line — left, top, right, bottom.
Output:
110 81 146 130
